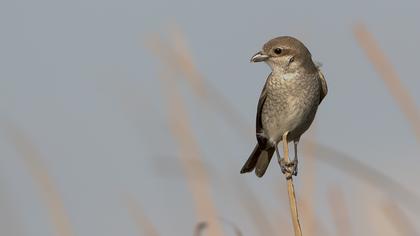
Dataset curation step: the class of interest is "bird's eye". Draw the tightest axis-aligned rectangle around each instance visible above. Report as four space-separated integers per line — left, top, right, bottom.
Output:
274 48 283 54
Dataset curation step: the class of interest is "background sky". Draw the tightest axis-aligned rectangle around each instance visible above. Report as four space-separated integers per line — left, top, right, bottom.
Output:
0 0 419 235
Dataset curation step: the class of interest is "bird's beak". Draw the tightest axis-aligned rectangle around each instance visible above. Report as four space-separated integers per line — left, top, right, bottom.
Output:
250 51 269 63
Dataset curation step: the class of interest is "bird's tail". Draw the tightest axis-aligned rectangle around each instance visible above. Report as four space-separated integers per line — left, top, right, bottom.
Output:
240 144 275 177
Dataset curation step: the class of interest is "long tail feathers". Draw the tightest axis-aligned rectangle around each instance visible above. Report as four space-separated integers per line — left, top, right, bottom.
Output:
240 144 275 177
255 147 275 177
240 145 261 174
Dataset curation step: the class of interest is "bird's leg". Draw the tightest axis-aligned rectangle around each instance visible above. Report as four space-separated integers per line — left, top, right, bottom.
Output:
289 140 299 176
275 144 288 175
283 132 292 179
275 132 298 179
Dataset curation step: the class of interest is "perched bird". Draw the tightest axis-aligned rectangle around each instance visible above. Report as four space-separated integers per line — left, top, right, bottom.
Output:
240 36 328 178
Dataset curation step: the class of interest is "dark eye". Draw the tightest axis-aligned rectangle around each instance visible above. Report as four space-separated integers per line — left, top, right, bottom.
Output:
274 48 282 54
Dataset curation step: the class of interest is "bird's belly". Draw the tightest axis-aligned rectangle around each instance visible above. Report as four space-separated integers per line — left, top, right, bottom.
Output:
262 95 317 143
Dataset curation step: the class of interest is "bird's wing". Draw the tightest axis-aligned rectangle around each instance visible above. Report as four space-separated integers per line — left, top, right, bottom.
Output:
318 70 328 104
256 78 269 147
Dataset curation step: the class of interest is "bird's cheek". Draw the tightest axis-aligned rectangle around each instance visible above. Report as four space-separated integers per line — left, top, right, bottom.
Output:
265 60 276 70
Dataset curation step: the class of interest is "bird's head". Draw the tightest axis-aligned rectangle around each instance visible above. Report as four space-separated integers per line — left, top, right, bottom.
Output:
251 36 316 74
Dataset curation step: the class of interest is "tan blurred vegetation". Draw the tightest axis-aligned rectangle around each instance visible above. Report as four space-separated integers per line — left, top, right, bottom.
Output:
2 22 419 236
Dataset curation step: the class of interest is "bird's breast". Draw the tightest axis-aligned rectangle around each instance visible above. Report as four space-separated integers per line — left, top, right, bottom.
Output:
261 73 320 142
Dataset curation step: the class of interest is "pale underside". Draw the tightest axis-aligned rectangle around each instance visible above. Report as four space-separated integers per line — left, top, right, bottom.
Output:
257 69 327 146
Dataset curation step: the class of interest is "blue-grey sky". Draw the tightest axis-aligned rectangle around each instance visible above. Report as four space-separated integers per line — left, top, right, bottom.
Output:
0 0 419 235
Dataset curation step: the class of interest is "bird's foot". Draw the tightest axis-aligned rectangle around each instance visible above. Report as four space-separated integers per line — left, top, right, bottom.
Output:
279 158 298 179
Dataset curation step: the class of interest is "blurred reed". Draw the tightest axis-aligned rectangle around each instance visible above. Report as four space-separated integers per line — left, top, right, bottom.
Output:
219 218 243 236
0 179 24 236
235 179 276 236
156 67 225 235
353 23 420 141
4 123 75 236
152 28 419 212
313 141 420 214
383 201 418 236
360 186 392 235
194 218 243 236
124 194 160 236
0 22 416 236
194 222 208 236
273 212 294 236
146 27 251 138
299 197 330 236
147 26 419 235
154 28 306 236
327 185 351 236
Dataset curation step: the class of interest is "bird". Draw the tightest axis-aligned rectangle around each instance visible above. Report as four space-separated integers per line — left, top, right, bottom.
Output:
240 36 328 178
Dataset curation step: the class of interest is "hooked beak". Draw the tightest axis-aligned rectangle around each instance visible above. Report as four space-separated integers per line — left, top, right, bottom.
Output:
250 51 269 63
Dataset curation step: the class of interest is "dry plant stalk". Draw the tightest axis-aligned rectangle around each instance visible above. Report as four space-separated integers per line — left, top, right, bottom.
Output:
124 195 160 236
274 180 295 236
353 23 420 141
282 132 303 236
5 124 74 236
299 198 330 236
300 128 317 236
